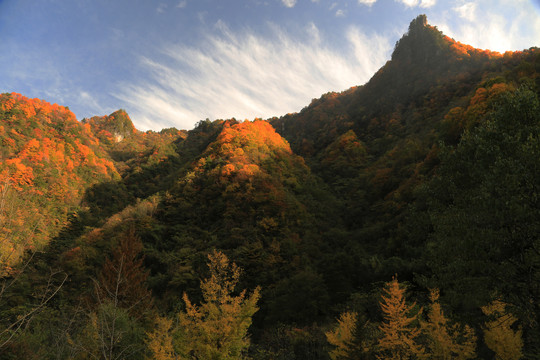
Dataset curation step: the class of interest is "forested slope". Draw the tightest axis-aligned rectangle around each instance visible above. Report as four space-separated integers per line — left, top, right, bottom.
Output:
0 15 539 359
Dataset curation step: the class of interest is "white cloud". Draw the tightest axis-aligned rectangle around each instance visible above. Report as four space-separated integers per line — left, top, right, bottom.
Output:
396 0 419 7
281 0 297 7
116 23 392 130
358 0 377 6
454 2 477 21
420 0 436 8
336 9 346 17
177 0 187 8
395 0 435 7
434 0 540 53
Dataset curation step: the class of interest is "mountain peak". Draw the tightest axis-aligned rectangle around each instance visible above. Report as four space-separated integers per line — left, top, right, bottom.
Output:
409 14 428 32
84 109 136 143
391 14 446 63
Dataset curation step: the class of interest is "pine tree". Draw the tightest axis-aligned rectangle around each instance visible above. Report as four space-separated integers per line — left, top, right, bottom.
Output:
482 300 523 360
421 289 476 359
377 275 424 360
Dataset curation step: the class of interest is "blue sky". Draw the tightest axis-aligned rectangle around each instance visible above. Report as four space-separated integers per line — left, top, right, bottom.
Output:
1 0 539 131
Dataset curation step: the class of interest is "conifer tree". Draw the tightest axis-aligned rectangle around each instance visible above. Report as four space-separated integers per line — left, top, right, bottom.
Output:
377 276 424 360
169 250 260 359
421 289 476 359
146 316 177 360
326 311 358 360
482 300 523 360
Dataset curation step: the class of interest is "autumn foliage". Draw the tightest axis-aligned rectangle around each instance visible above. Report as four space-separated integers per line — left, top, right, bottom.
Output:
1 14 539 359
147 250 260 359
377 276 425 359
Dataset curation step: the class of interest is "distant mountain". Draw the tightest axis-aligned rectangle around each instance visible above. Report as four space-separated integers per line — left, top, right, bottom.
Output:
1 15 539 359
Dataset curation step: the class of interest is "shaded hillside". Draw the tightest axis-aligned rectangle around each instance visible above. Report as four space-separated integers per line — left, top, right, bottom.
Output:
271 14 539 260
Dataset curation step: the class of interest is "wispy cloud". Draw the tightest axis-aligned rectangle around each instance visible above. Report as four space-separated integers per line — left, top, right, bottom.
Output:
116 23 391 130
336 9 346 17
156 3 167 13
78 91 103 114
306 22 321 44
177 0 187 8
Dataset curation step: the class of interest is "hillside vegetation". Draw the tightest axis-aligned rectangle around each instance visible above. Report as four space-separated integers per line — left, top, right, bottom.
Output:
0 15 539 359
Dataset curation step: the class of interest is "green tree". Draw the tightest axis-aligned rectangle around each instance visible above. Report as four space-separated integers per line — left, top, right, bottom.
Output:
71 228 150 359
72 303 144 360
426 86 540 351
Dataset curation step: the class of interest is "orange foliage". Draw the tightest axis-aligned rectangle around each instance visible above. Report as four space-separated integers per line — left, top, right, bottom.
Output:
216 120 291 158
0 95 16 112
470 88 488 106
237 164 260 181
444 36 503 60
202 120 293 182
4 158 34 190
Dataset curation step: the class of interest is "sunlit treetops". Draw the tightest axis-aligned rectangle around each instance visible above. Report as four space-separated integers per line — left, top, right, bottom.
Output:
443 35 503 59
0 92 121 264
0 93 120 189
0 93 77 124
216 120 292 156
194 119 297 182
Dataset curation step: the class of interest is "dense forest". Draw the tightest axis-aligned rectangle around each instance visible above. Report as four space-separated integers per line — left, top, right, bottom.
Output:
0 15 539 359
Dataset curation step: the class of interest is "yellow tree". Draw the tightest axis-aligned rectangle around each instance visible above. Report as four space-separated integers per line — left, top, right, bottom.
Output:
326 311 358 360
146 317 177 360
377 275 424 360
148 250 260 359
421 289 476 359
482 300 523 360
